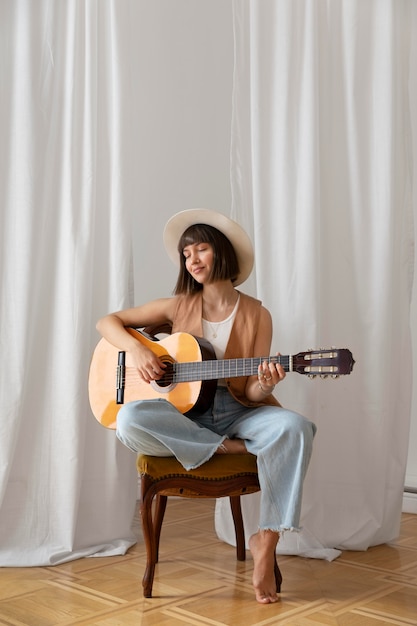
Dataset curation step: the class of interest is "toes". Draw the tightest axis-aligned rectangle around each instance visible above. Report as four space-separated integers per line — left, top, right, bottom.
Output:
255 590 278 604
257 595 277 604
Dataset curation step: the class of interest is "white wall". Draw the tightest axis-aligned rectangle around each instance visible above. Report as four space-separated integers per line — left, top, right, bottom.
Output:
131 1 417 496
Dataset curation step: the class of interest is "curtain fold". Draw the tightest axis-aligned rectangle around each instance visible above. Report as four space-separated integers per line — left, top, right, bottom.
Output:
216 0 415 557
0 0 139 565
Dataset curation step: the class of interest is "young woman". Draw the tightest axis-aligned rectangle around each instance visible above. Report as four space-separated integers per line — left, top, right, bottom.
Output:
96 208 316 604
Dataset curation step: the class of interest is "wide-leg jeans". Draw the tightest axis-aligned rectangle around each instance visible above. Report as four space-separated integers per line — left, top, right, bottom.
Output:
116 387 316 532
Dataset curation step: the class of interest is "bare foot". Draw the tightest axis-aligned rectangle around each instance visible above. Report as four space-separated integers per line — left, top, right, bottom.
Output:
216 438 248 454
249 531 280 604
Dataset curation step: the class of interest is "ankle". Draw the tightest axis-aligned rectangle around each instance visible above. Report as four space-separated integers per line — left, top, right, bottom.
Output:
216 438 248 454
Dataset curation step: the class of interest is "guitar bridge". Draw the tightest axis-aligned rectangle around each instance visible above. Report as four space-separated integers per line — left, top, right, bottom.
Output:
116 352 125 404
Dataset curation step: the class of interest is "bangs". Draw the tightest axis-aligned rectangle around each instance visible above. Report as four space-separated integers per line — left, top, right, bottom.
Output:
177 224 217 253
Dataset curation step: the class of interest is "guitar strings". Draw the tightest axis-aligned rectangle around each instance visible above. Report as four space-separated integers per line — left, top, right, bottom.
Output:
118 349 349 387
118 355 292 386
117 350 350 387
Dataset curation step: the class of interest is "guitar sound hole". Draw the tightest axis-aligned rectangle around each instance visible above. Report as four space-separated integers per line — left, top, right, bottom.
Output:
155 363 174 388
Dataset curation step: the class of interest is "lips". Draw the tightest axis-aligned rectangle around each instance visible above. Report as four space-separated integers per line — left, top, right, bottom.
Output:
192 266 203 274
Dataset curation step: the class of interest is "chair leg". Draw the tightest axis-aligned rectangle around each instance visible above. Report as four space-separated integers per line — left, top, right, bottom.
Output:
274 556 283 593
229 495 246 561
140 477 158 598
153 494 168 563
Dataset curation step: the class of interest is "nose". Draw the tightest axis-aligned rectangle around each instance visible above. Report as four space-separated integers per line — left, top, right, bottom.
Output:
189 250 200 264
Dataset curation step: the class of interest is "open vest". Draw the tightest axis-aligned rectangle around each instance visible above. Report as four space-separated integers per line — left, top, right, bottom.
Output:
172 291 281 408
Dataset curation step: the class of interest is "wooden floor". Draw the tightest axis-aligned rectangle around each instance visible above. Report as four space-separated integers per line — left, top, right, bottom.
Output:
0 501 416 626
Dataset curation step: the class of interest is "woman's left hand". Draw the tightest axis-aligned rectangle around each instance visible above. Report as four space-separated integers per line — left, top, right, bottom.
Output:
258 354 286 390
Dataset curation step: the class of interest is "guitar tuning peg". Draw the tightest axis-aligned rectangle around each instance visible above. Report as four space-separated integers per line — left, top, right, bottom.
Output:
331 375 339 379
308 374 316 380
320 374 328 379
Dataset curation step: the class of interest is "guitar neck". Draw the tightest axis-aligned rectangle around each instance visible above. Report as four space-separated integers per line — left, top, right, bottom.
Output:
173 355 291 383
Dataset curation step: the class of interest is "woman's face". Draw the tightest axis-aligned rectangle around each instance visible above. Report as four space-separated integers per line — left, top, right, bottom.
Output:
183 242 215 284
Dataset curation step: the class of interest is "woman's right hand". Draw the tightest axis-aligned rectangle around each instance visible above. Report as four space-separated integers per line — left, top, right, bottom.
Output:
96 298 175 383
130 342 166 384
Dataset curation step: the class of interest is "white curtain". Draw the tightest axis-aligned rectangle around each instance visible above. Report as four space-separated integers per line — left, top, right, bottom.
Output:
216 0 415 558
0 0 140 565
1 0 415 569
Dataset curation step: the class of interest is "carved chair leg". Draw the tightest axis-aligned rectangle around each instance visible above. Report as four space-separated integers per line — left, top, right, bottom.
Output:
140 478 158 598
274 557 283 593
153 494 168 563
229 495 246 561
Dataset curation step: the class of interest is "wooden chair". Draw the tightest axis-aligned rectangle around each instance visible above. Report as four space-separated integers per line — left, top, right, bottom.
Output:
137 324 282 598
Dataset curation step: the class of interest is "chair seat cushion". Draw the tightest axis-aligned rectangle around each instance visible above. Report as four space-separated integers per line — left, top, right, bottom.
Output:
137 453 258 481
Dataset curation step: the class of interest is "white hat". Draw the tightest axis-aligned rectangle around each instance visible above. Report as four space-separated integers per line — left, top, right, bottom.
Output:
163 209 254 286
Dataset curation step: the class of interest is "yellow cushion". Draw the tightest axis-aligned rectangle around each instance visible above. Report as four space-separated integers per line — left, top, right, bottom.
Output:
137 454 258 481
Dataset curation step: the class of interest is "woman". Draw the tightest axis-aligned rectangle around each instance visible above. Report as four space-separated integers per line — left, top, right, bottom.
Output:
96 208 316 604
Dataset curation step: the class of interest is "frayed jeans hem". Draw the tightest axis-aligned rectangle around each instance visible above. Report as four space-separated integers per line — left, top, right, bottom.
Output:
182 435 228 471
258 526 301 536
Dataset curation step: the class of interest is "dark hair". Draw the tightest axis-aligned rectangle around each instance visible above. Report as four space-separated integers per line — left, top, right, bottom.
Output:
173 224 240 294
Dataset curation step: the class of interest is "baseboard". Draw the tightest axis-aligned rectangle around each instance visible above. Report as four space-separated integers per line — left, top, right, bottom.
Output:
402 491 417 513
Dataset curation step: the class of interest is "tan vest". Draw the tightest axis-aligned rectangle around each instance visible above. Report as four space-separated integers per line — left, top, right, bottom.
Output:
172 291 281 408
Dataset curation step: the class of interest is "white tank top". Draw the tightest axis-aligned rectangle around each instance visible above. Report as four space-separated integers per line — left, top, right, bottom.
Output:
202 294 240 361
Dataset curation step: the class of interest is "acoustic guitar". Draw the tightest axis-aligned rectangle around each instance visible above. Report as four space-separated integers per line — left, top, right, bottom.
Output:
88 328 355 429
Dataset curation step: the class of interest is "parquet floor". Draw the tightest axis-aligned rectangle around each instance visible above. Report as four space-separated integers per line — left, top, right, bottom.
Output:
0 501 416 626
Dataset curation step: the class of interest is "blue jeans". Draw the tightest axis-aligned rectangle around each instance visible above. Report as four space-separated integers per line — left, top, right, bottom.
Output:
116 387 316 532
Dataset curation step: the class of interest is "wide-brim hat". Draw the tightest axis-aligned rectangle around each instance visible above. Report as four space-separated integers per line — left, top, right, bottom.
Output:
163 208 254 286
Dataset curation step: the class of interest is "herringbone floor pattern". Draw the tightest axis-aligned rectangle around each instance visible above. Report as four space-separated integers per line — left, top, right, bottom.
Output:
0 500 416 625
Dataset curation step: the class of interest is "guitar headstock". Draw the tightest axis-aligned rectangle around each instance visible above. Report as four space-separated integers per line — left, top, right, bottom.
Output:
292 348 355 378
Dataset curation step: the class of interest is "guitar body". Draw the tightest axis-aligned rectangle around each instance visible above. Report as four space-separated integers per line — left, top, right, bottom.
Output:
88 328 217 429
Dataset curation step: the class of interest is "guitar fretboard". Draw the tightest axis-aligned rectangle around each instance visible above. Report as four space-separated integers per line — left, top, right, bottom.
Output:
170 355 292 383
